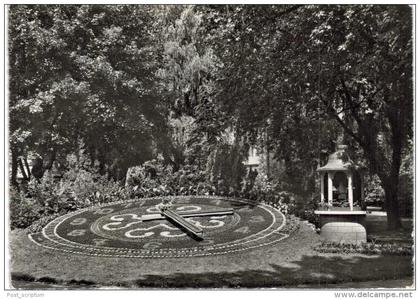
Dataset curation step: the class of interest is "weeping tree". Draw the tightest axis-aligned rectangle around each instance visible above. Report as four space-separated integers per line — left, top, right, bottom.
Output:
156 6 229 171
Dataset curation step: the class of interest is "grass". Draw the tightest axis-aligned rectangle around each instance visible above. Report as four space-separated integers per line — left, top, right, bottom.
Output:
9 217 414 289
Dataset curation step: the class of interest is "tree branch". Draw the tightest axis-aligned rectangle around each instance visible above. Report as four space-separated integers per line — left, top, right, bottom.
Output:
319 93 364 145
340 78 363 126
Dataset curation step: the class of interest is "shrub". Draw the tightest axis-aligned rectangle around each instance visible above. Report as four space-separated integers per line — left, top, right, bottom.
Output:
25 171 77 215
126 159 216 198
9 188 42 229
11 153 321 231
314 241 413 256
286 194 320 228
237 173 320 226
365 175 385 208
10 161 128 230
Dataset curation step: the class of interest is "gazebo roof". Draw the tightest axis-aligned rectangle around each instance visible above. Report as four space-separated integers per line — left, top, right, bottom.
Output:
317 144 355 172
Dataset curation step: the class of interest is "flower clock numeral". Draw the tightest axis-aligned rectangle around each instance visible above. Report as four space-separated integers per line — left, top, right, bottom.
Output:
70 218 87 226
94 208 114 215
67 229 86 236
234 226 250 234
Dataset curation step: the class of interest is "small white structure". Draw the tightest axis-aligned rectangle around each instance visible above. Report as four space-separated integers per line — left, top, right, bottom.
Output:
317 144 364 210
315 144 367 244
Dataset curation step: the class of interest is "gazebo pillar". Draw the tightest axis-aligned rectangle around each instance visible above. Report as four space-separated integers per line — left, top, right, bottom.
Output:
327 172 333 206
320 173 325 204
347 172 353 211
360 175 365 203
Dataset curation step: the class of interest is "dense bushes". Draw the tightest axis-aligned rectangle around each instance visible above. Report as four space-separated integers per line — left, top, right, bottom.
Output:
10 189 42 229
364 171 413 217
126 159 215 197
364 175 385 208
11 155 321 230
126 159 319 222
10 156 127 229
314 241 413 256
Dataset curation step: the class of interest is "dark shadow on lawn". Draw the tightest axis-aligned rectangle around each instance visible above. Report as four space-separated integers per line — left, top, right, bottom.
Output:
126 254 413 288
12 254 410 289
366 216 413 243
11 273 99 290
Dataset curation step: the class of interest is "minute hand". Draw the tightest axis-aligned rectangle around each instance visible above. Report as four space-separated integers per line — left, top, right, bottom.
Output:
141 208 234 221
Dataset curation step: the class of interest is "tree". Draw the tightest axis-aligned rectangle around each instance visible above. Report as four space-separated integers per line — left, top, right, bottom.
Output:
155 6 227 169
200 5 412 228
305 5 413 229
9 5 413 230
199 5 340 196
8 5 172 182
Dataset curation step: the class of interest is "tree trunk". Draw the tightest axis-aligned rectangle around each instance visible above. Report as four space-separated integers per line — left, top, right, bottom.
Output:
18 158 28 181
43 149 56 171
31 157 44 179
23 157 31 180
332 99 405 230
98 150 107 176
382 178 402 229
382 103 404 230
11 148 19 188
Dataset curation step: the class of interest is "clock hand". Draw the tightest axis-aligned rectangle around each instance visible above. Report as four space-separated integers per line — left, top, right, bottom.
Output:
161 209 204 239
139 208 235 239
140 214 165 221
141 208 234 221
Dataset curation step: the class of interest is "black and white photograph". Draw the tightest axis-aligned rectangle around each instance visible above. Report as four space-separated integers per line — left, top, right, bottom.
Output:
2 1 416 294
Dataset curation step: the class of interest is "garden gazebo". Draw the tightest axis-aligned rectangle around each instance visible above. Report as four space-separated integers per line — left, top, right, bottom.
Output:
315 144 367 244
317 144 364 210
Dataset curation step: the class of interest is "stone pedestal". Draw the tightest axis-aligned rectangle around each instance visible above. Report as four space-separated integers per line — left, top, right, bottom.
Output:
315 210 367 244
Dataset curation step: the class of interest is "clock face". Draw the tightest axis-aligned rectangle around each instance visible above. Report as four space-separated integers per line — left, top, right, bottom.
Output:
29 196 288 258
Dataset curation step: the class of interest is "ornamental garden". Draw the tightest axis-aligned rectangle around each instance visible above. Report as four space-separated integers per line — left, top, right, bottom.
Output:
8 5 413 289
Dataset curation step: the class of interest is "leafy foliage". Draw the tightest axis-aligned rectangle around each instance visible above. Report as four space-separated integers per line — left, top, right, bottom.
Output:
9 5 172 182
199 5 413 228
10 153 128 230
10 188 42 229
8 5 413 230
314 241 413 256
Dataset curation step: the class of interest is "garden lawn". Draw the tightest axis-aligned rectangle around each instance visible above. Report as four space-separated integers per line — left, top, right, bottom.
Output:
9 220 413 289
